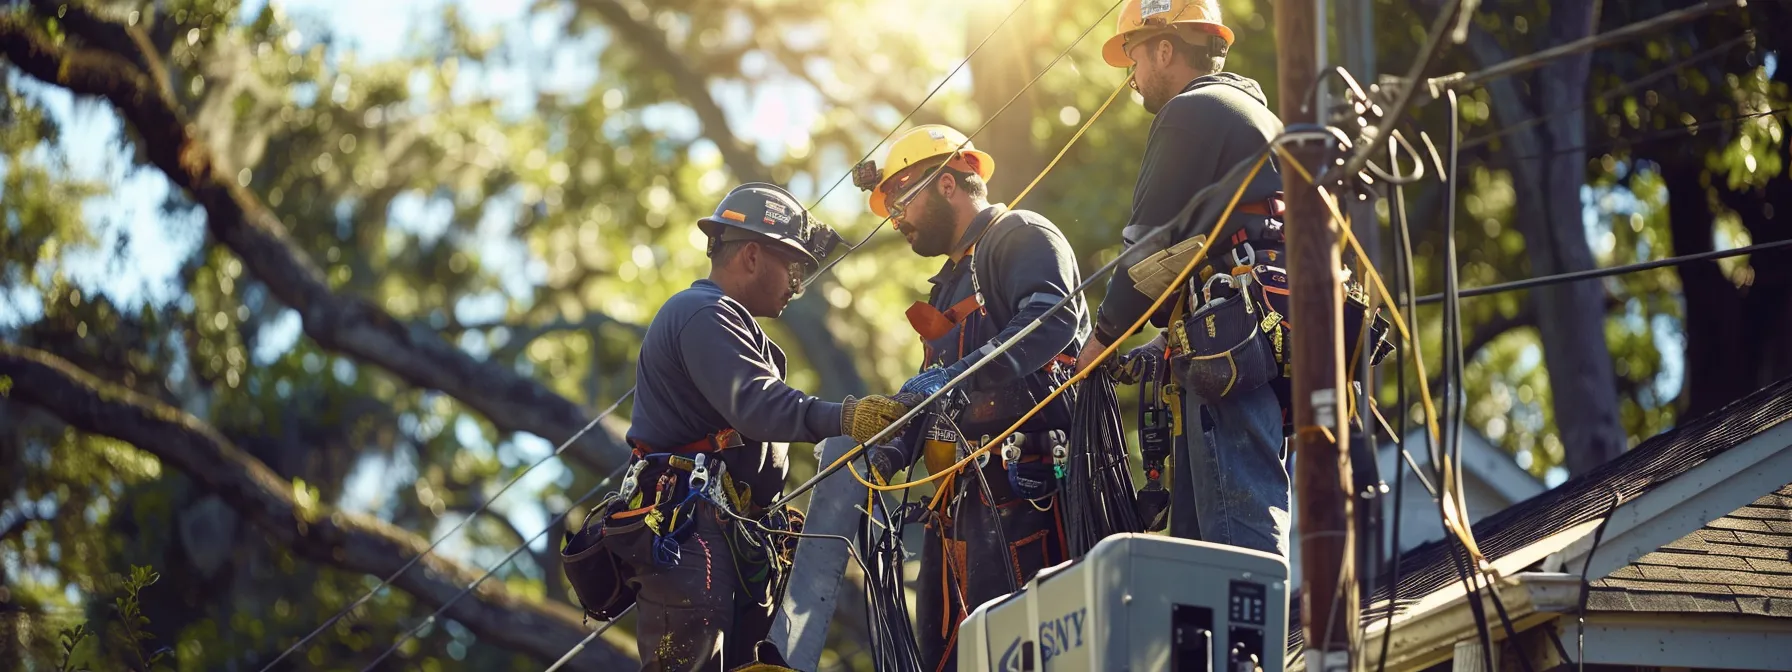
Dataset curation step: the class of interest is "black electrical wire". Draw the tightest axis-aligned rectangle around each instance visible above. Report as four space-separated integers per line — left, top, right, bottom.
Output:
1416 238 1792 304
1064 375 1141 557
1429 0 1748 94
1576 489 1621 672
967 438 1023 595
801 0 1034 213
1332 0 1470 180
859 480 924 672
1462 33 1753 151
770 135 1301 511
1438 88 1499 672
1374 130 1419 672
804 0 1128 286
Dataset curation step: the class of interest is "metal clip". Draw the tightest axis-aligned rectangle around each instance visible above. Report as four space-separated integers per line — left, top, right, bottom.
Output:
618 459 647 499
1202 272 1236 305
1232 241 1256 269
975 435 993 469
689 454 710 491
1001 433 1023 468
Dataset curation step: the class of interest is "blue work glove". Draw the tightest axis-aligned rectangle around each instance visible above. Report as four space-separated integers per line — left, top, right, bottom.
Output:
899 367 952 397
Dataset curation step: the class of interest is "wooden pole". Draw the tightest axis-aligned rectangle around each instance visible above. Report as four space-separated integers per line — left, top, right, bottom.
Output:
1276 0 1357 669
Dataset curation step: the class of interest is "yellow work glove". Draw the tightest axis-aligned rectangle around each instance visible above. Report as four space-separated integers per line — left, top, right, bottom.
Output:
841 394 912 445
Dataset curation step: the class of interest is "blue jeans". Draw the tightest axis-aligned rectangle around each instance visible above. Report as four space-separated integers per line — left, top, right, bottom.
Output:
1172 376 1292 557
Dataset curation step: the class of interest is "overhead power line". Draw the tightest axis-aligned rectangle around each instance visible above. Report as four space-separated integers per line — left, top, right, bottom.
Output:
270 3 1052 665
1416 238 1792 304
1463 33 1753 150
1430 0 1750 92
260 390 634 671
1507 107 1787 162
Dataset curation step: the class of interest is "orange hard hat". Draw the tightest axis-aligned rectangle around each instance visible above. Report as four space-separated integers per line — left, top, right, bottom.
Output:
1101 0 1235 68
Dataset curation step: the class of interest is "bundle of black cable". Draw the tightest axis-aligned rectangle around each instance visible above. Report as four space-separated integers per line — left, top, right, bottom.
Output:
859 489 924 672
1064 374 1144 557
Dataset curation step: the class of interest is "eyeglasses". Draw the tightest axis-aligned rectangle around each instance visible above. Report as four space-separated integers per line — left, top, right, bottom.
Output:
881 169 935 225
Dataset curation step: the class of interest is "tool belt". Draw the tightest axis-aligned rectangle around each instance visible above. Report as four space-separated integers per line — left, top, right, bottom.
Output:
928 429 1069 506
1126 194 1286 301
561 449 763 623
1166 248 1393 407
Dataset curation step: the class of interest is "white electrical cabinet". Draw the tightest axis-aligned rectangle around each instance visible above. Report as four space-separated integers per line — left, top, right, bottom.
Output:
958 534 1289 672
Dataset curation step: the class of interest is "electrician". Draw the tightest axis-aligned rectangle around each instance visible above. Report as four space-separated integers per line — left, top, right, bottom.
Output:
1071 0 1296 557
563 183 915 671
853 125 1089 670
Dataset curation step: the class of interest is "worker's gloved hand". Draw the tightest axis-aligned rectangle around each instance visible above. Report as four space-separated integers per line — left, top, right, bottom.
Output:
1110 333 1167 385
898 367 951 397
841 394 913 445
864 442 911 485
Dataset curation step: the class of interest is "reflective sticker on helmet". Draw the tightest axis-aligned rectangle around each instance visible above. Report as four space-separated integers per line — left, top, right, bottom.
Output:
927 128 946 140
763 199 792 226
1142 0 1172 18
721 209 747 222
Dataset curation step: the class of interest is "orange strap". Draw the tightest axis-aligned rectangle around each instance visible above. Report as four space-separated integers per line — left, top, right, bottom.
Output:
629 428 741 458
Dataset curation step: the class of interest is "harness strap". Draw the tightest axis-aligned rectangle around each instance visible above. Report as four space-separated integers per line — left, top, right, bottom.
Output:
628 428 744 458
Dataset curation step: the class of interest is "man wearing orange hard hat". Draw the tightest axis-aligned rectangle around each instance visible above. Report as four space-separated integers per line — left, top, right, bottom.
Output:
853 123 1090 670
1077 0 1304 559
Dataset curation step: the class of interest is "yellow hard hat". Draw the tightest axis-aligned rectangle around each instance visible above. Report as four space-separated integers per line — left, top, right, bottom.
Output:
1101 0 1234 68
860 125 996 218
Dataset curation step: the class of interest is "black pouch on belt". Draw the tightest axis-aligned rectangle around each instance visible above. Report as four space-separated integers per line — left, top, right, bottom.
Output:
1181 283 1280 401
1342 283 1396 367
560 504 638 621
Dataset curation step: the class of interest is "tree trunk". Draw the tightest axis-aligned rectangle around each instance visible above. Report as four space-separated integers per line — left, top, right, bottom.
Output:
968 1 1044 201
1467 0 1626 476
1663 159 1792 418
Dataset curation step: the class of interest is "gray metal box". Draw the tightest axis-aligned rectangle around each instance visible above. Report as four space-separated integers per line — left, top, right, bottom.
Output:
958 534 1288 672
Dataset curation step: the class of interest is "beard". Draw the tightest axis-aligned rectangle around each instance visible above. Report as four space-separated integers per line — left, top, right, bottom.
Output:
901 194 959 257
1140 73 1177 115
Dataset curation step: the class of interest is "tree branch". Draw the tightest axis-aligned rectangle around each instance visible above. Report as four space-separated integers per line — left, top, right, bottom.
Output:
574 0 868 399
0 14 631 477
27 0 174 98
452 313 647 363
0 343 631 669
577 0 770 183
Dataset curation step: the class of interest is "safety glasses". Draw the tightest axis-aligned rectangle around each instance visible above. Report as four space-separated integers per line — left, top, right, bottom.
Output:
880 169 934 225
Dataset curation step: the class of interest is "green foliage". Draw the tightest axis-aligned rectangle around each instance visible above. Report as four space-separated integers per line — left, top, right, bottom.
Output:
57 623 94 672
4 0 1789 668
110 565 171 671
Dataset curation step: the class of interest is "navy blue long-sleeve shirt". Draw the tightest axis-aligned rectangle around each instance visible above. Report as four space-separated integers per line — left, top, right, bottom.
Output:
628 279 842 504
1094 73 1284 345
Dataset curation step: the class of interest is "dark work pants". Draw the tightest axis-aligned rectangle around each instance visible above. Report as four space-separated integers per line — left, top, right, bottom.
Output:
605 503 774 672
916 475 1066 672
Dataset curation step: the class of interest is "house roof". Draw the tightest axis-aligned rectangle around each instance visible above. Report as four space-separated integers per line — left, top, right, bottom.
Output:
1288 374 1792 652
1587 483 1792 617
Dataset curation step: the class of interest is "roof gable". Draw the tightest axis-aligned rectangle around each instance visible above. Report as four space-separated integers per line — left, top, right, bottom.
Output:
1289 375 1792 652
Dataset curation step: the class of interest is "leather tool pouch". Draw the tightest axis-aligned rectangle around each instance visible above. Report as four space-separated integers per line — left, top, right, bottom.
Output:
1126 235 1208 300
1181 283 1280 401
560 505 638 621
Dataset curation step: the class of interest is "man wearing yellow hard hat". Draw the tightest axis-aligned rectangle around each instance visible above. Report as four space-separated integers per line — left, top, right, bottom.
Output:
853 124 1089 670
1075 0 1297 558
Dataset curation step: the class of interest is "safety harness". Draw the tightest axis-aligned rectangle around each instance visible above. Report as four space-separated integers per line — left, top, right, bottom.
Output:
562 429 803 626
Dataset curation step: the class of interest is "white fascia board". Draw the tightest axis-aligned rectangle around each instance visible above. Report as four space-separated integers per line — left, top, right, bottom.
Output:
1548 417 1792 582
1573 614 1792 670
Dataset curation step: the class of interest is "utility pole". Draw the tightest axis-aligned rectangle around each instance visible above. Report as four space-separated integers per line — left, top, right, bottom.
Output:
1276 1 1357 672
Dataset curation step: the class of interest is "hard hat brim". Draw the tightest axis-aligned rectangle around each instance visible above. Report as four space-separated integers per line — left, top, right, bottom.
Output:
868 149 996 219
1103 21 1236 68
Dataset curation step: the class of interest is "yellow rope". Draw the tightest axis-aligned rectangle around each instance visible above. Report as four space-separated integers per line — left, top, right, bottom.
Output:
844 154 1272 492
